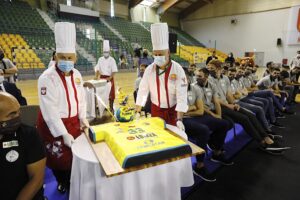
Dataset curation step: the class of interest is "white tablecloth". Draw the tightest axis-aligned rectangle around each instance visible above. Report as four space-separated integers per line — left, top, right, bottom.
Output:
85 82 111 119
70 125 194 200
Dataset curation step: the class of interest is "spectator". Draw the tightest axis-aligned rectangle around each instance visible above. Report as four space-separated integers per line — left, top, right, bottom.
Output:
0 46 18 84
225 52 235 67
139 49 153 67
119 54 128 69
0 92 46 200
0 69 27 105
206 51 218 65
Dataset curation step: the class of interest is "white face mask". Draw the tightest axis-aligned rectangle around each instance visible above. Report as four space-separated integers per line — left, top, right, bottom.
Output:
0 75 4 83
103 52 109 58
153 56 166 67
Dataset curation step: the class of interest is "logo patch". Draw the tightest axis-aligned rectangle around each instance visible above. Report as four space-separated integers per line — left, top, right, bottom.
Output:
170 74 177 80
6 150 19 162
41 87 47 95
75 78 81 85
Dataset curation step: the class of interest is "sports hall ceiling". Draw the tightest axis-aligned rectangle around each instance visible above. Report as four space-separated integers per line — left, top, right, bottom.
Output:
128 0 213 19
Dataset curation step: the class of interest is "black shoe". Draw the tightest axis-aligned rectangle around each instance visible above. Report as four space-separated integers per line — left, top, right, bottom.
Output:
259 147 285 155
210 153 234 166
57 183 67 194
193 167 216 182
270 121 285 128
268 133 283 140
261 142 291 151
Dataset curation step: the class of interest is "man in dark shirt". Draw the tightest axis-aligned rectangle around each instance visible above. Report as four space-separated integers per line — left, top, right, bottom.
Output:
206 51 218 65
0 92 46 200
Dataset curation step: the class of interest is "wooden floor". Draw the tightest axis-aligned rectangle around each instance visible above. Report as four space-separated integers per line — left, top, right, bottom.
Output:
17 72 137 105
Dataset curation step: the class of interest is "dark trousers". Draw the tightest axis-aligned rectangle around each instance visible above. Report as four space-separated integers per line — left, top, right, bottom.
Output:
221 105 268 142
52 169 71 189
238 101 270 130
183 114 231 162
253 90 284 111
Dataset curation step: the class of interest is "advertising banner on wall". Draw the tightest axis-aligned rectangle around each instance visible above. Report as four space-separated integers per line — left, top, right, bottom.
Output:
287 5 300 45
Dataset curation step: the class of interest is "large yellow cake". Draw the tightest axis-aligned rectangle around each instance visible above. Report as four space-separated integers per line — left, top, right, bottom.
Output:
89 117 192 168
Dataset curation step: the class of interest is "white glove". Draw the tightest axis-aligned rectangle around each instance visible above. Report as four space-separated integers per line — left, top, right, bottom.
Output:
176 120 185 131
81 118 90 129
135 112 141 120
62 133 75 148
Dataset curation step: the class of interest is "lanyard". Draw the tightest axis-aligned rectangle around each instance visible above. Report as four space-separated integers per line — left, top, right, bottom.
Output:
56 68 79 118
156 63 172 108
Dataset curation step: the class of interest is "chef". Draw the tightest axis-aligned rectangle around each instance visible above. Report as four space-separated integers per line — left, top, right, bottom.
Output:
135 23 188 130
94 40 118 113
36 22 89 194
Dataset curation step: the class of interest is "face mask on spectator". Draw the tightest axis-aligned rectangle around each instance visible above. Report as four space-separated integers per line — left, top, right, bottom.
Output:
197 78 206 87
209 70 217 78
0 116 21 135
57 60 74 73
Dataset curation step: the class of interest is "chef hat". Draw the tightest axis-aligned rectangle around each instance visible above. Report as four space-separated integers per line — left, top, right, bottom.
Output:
55 22 76 54
151 23 169 51
103 40 110 52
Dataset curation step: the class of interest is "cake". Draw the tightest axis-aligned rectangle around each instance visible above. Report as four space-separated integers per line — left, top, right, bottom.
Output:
89 117 192 168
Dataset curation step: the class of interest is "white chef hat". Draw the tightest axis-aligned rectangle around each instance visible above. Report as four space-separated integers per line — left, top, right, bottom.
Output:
151 23 169 51
103 40 110 52
55 22 76 54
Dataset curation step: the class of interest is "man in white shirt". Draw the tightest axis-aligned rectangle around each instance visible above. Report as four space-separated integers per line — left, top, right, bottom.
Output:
94 40 118 112
136 23 188 130
37 22 89 193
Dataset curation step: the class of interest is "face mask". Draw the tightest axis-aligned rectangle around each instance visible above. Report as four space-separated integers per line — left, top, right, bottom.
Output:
57 60 74 73
235 75 242 80
143 53 148 57
188 71 194 76
0 75 4 83
270 75 277 81
154 56 166 67
0 116 21 135
0 52 4 60
104 52 109 58
229 76 234 81
197 78 206 87
140 72 144 77
209 70 217 78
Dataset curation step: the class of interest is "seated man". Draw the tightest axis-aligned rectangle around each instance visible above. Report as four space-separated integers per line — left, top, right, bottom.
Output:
228 68 273 133
280 65 299 103
187 63 197 84
256 67 294 114
0 69 27 105
207 60 289 154
183 68 232 182
0 92 46 200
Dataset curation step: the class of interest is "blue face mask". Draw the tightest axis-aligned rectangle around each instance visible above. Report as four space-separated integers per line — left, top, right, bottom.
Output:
57 60 74 73
153 56 166 67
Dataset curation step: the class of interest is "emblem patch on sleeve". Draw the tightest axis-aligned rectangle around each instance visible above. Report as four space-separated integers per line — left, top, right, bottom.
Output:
41 87 47 95
170 74 177 80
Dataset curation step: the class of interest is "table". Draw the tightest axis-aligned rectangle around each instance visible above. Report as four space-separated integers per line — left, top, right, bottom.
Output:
84 80 111 119
70 125 194 200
